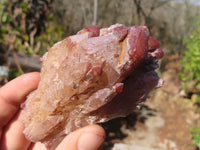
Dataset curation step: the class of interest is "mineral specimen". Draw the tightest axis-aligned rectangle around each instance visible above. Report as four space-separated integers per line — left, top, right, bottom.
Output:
20 24 163 148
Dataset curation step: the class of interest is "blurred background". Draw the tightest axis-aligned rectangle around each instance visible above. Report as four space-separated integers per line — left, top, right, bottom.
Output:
0 0 200 149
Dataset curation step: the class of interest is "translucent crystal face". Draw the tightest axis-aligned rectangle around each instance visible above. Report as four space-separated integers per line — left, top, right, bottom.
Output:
20 24 163 148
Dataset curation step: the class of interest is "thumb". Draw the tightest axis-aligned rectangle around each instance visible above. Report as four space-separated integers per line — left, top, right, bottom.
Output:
56 125 105 150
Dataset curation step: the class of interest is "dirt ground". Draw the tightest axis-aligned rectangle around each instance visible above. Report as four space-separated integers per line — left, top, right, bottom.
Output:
102 57 200 150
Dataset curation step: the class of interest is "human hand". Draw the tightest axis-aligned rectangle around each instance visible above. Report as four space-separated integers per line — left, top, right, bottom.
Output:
0 72 105 150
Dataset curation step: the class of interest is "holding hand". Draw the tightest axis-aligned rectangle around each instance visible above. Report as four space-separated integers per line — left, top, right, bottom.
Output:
0 72 105 150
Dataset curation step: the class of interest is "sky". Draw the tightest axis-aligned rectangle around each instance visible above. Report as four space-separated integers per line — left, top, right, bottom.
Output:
172 0 200 5
189 0 200 5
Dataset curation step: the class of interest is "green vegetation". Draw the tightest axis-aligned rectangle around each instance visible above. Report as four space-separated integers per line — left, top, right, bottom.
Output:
8 69 21 80
0 1 64 56
190 128 200 148
179 21 200 98
179 21 200 148
0 0 64 79
179 22 200 87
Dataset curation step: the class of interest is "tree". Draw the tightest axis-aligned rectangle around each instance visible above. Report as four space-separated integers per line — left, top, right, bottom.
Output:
92 0 98 25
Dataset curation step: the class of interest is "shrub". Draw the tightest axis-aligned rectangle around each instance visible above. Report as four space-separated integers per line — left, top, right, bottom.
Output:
0 0 64 79
179 21 200 149
179 21 200 89
190 127 200 148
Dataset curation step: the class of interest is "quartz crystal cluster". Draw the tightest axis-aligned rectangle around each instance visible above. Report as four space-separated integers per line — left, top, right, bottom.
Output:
20 24 164 148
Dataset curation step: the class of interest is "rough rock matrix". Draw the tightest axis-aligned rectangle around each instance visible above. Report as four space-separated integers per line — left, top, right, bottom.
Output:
20 24 164 148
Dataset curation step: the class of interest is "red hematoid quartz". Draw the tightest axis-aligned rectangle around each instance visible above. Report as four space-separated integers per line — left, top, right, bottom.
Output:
20 24 164 148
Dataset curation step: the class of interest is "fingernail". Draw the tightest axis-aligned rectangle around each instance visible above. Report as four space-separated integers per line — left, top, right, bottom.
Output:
77 132 105 150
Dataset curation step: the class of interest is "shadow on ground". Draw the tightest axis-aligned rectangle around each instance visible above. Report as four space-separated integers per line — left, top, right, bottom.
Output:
101 106 157 150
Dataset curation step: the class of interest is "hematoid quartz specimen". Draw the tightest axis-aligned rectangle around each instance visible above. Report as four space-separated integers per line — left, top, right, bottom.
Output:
20 24 164 148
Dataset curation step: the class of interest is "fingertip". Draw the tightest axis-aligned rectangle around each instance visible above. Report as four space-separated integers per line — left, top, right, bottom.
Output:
0 72 40 104
16 72 40 86
56 125 105 150
77 125 105 150
0 72 40 128
82 124 106 138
